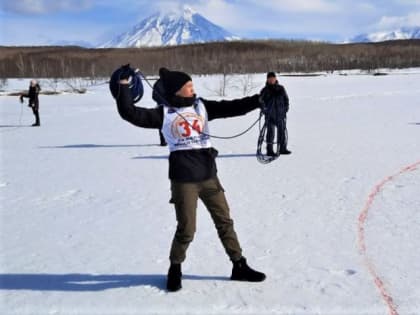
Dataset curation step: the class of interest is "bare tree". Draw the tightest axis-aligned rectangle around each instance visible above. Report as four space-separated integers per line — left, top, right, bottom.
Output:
41 78 60 93
15 54 25 77
60 58 68 77
205 72 234 96
234 73 260 96
62 78 88 94
28 57 37 77
216 66 236 96
0 78 8 91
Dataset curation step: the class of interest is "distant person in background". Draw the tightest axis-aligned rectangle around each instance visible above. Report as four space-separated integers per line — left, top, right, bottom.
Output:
20 79 41 126
259 72 291 156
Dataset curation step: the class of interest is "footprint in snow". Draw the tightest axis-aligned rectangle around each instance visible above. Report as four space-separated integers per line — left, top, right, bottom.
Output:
52 189 81 201
342 176 357 183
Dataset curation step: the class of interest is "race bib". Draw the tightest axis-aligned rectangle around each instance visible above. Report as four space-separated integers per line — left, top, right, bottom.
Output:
162 99 212 152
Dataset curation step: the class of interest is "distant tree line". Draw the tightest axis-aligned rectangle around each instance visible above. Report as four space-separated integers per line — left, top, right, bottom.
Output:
1 39 419 78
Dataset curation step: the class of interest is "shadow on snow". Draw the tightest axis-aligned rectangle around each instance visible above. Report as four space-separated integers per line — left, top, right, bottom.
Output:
0 125 31 128
132 153 256 160
38 144 158 149
0 273 229 292
36 144 257 159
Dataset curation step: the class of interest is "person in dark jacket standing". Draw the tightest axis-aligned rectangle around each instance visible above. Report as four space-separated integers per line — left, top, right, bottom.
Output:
115 67 266 292
20 79 41 126
260 72 290 155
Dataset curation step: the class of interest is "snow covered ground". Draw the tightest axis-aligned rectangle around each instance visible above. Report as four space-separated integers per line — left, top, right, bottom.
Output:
1 71 420 315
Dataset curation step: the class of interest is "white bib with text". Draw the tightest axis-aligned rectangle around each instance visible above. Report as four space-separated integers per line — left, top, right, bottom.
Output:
161 99 212 152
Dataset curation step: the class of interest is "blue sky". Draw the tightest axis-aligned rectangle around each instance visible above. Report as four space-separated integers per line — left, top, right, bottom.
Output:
1 0 419 45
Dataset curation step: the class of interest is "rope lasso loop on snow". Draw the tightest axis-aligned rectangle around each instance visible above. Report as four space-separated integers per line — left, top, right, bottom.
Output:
256 98 287 163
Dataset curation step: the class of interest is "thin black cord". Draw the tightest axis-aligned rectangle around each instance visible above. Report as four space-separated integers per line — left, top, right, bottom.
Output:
0 100 25 133
138 71 262 140
116 68 282 164
18 99 23 126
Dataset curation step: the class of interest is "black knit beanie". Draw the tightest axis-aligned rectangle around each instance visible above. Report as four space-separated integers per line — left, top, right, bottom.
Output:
159 67 192 96
267 71 276 78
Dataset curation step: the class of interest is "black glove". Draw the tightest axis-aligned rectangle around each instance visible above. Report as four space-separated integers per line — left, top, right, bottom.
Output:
118 64 132 81
109 64 144 103
258 95 267 111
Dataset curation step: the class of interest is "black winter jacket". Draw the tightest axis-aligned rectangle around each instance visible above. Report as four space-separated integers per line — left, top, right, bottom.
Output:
28 84 41 100
116 84 261 182
260 82 289 113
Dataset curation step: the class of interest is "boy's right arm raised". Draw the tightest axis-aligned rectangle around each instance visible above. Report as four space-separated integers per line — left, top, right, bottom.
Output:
116 84 163 129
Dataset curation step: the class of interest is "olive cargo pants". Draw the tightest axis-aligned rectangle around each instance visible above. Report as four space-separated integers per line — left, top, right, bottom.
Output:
169 177 243 264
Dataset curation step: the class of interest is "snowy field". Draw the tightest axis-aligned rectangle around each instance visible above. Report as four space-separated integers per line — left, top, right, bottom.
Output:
1 71 420 315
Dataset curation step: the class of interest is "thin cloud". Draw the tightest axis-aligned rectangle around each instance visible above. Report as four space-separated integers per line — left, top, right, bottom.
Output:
190 0 344 37
393 0 420 5
189 0 244 29
246 0 339 13
1 14 102 45
1 0 93 15
356 2 377 12
376 11 420 29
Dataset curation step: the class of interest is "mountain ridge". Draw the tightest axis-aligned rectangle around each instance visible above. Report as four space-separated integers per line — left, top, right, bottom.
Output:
351 26 420 43
99 6 239 48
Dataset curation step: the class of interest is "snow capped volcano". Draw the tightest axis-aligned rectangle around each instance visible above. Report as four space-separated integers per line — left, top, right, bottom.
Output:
100 6 239 48
351 26 420 43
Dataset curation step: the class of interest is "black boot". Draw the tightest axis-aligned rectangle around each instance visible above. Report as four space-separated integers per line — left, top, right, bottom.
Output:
32 111 40 126
266 150 276 157
166 263 182 292
266 145 276 157
280 149 291 155
231 257 266 282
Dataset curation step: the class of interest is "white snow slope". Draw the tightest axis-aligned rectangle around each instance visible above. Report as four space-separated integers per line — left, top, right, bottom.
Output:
1 71 420 315
100 6 238 48
351 26 420 43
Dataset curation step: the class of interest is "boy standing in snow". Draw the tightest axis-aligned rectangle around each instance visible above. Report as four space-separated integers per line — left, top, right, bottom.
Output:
115 67 266 292
20 79 41 127
260 72 290 155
